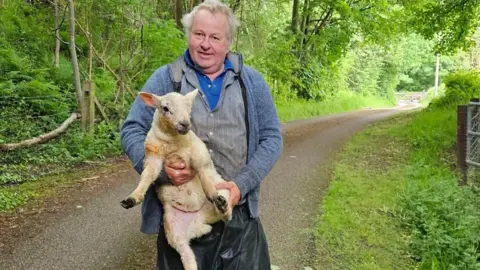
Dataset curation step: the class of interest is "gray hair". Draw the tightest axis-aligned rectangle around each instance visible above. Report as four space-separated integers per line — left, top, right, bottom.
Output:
181 0 240 45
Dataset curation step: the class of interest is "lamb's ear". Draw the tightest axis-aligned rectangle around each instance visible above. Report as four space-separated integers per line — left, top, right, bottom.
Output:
139 92 160 108
184 89 199 105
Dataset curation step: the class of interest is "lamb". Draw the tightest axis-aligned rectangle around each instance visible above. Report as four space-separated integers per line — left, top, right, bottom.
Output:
120 89 232 270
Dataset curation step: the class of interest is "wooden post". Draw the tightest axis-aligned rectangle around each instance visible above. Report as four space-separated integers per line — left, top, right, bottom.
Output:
81 80 95 132
457 105 468 185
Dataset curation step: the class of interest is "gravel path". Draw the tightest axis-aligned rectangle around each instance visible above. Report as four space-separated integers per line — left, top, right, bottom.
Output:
262 109 400 270
0 108 402 270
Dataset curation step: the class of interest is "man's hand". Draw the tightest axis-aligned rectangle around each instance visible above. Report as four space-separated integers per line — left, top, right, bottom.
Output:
215 181 241 207
164 158 195 186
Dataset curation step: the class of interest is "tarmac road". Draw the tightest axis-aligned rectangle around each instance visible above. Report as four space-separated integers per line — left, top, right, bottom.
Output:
0 108 404 270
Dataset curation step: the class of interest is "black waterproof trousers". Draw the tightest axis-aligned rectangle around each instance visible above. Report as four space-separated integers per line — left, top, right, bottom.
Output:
156 204 271 270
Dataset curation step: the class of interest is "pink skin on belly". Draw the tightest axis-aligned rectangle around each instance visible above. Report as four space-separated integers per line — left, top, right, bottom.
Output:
169 206 202 233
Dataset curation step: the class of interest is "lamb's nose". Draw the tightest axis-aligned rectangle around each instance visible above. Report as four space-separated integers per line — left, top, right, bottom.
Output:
178 121 190 130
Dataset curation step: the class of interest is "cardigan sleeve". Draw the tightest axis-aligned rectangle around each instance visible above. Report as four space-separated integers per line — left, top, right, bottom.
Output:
233 69 283 200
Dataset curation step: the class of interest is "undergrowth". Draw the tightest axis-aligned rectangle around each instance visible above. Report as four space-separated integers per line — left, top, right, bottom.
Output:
315 70 480 269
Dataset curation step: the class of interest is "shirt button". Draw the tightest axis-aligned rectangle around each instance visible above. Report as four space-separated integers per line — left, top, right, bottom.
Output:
208 149 213 153
209 131 213 136
209 113 213 117
208 84 211 88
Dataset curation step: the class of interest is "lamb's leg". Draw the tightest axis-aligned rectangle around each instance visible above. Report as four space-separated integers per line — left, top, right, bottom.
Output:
164 206 198 270
188 223 213 239
216 188 232 222
197 166 232 222
197 167 228 210
175 241 198 270
120 156 163 209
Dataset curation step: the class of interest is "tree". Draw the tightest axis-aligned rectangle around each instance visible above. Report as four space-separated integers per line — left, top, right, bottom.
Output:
404 0 480 54
67 0 84 113
53 0 62 68
291 0 299 33
175 0 183 29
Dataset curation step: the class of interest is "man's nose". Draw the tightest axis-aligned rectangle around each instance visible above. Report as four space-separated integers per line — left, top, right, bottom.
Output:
200 38 211 49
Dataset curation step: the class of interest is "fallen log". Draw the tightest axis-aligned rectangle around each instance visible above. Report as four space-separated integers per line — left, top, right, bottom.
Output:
0 113 80 151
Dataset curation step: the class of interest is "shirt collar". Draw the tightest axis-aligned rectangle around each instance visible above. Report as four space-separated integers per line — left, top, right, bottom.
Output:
184 50 233 75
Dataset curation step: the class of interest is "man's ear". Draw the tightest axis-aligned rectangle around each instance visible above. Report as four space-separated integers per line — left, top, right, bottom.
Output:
184 89 199 105
139 92 160 108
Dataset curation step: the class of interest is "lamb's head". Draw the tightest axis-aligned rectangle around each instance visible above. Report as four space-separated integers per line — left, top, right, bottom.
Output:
139 89 199 135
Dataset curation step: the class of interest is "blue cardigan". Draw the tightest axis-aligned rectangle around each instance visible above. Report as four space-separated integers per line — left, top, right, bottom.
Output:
120 54 283 234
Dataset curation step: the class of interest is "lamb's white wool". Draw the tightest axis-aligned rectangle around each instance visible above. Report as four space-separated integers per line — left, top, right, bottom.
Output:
121 89 232 270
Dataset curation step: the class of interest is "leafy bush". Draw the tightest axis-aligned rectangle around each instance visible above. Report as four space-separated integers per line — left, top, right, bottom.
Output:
394 107 480 268
401 178 480 269
430 70 480 108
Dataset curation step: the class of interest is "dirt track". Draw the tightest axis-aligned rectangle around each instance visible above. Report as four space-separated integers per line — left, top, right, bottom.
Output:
0 108 403 270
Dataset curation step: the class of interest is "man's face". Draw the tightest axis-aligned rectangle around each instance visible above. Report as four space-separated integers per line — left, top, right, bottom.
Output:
188 9 230 75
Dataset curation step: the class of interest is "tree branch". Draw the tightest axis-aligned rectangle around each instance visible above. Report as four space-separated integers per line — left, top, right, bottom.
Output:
0 113 80 151
52 3 68 32
304 7 333 47
76 20 136 99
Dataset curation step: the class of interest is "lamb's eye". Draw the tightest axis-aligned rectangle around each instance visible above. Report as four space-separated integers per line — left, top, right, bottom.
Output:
162 106 170 113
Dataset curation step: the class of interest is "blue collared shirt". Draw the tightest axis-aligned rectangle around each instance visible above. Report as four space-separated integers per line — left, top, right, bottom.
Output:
184 50 234 110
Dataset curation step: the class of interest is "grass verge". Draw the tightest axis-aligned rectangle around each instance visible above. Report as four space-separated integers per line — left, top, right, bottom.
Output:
315 108 480 269
276 91 394 123
0 158 126 212
314 113 413 270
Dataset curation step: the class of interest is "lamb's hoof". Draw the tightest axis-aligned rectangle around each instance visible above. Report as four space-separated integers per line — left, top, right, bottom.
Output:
212 195 228 214
120 197 137 209
212 195 232 222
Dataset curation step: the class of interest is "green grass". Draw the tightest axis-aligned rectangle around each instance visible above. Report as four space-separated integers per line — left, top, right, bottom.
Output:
276 91 395 122
0 159 126 212
315 107 480 269
315 113 413 270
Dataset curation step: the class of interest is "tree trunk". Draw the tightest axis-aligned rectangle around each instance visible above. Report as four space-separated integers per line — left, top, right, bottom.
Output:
67 0 84 113
54 0 61 67
117 0 126 127
299 0 309 49
434 54 440 97
175 0 183 29
291 0 299 33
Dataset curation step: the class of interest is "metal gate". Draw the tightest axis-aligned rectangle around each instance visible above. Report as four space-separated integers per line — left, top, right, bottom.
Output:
457 99 480 184
467 100 480 168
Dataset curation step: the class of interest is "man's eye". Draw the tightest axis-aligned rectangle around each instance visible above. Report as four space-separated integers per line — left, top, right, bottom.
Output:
213 36 220 40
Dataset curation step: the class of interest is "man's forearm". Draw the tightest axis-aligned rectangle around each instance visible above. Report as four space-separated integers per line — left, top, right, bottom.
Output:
234 133 283 199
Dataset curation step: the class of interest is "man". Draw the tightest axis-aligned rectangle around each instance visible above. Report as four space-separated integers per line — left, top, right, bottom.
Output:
120 0 282 269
